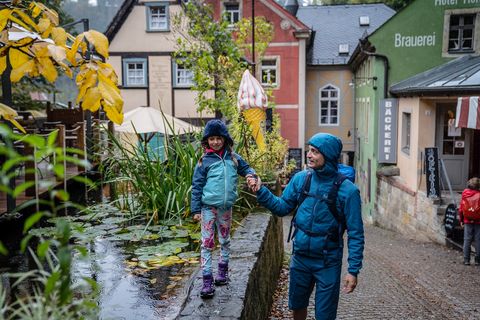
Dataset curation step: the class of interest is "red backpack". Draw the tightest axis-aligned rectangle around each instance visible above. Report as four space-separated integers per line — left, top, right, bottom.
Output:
461 192 480 221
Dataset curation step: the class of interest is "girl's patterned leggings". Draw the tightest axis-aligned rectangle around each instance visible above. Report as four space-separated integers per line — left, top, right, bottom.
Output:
200 206 232 275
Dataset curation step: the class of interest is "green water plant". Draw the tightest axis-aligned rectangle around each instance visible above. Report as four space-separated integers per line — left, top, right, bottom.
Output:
0 124 97 319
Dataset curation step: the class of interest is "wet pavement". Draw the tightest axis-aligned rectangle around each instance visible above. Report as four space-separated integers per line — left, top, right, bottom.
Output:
270 217 480 320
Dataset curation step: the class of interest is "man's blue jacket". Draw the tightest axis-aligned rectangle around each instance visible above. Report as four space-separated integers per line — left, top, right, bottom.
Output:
256 133 364 276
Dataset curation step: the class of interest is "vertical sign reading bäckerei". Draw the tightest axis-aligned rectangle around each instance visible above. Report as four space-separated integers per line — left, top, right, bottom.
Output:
378 99 398 163
425 147 441 199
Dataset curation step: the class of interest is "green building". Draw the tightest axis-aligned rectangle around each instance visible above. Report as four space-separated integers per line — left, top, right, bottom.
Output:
350 0 480 235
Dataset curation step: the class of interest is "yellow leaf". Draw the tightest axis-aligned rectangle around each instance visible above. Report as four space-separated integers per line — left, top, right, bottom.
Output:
81 87 101 112
57 61 72 78
102 102 124 125
98 62 118 84
66 34 85 66
10 9 38 31
0 9 11 31
11 9 39 32
99 76 123 109
51 27 67 46
9 48 30 69
84 30 109 59
37 17 51 34
47 44 66 63
76 69 97 104
0 103 26 134
30 3 42 18
35 2 59 26
0 55 6 75
7 14 33 32
36 57 57 82
10 59 35 82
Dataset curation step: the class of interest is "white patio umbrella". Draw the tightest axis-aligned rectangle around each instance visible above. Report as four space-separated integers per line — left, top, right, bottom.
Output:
115 106 200 135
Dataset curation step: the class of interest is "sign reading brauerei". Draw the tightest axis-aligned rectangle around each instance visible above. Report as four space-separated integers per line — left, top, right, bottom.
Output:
378 99 398 163
425 147 441 198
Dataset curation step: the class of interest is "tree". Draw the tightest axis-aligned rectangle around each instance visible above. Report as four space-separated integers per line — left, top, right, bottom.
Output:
173 2 247 119
0 0 124 126
174 2 294 181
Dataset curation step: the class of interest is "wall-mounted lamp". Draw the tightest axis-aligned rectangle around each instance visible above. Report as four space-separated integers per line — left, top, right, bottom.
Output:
350 76 378 87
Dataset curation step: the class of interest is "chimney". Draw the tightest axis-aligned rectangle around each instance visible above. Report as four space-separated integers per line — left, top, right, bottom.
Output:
284 0 299 16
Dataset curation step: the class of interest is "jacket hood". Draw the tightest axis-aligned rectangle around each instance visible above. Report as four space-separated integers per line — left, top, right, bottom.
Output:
308 133 342 175
463 189 480 198
202 119 234 147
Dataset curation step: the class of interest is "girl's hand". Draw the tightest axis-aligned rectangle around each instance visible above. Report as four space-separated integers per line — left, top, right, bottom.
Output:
193 213 201 222
247 175 261 192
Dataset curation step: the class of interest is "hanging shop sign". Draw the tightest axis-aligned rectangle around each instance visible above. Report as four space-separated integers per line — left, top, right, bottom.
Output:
425 147 441 199
378 99 398 163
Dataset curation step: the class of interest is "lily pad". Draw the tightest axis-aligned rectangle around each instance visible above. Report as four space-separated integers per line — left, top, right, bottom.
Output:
134 240 188 259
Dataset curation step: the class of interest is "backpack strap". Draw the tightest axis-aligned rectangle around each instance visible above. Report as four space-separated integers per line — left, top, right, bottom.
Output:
287 169 313 242
327 174 347 229
288 172 347 243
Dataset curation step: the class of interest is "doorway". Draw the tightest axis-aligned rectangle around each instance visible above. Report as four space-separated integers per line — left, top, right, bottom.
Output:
436 103 471 191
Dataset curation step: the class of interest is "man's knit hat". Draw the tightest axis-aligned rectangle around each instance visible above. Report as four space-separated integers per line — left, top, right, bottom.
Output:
202 119 234 147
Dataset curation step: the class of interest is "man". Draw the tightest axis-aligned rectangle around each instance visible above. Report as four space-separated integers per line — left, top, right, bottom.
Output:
250 133 364 320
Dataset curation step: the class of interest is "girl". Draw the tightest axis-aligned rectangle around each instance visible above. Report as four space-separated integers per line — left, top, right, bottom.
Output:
191 119 257 298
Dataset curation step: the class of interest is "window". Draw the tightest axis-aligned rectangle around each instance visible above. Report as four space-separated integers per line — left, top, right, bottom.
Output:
401 112 411 155
146 2 169 31
260 59 278 87
319 85 339 125
359 16 370 26
174 60 194 87
123 58 147 87
224 3 240 25
448 14 475 52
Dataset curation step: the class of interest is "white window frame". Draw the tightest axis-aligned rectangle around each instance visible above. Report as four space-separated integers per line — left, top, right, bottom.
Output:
173 60 194 88
146 2 169 32
318 84 340 126
123 58 147 87
401 112 411 155
442 9 480 57
224 2 241 26
260 58 278 87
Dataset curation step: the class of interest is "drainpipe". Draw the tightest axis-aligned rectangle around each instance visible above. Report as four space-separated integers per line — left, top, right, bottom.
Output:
359 45 389 99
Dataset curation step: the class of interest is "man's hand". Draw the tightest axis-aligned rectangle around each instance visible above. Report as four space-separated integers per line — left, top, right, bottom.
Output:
193 213 201 222
246 174 262 192
342 273 357 294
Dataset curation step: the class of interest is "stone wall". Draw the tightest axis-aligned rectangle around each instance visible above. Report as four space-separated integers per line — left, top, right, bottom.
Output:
177 211 284 319
375 174 446 244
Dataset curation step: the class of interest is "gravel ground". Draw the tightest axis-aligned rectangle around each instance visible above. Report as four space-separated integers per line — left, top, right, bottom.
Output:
269 217 480 320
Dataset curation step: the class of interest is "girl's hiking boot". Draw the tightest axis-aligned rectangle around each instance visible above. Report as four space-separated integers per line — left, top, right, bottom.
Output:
475 257 480 266
200 274 215 298
464 259 471 265
215 262 229 285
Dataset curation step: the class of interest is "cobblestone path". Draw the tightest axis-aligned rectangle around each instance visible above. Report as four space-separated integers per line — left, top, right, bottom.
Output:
270 219 480 319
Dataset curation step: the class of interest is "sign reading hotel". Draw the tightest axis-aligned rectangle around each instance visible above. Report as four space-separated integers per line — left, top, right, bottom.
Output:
378 99 398 164
434 0 480 6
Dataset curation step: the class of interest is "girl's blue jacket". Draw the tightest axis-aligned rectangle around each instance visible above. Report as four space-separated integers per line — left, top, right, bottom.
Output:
191 149 255 214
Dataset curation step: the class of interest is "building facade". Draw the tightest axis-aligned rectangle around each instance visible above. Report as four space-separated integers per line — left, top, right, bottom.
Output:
296 4 394 164
351 0 480 241
106 0 310 153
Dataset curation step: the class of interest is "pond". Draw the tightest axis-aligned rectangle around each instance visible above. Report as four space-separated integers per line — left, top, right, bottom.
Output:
0 202 201 320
